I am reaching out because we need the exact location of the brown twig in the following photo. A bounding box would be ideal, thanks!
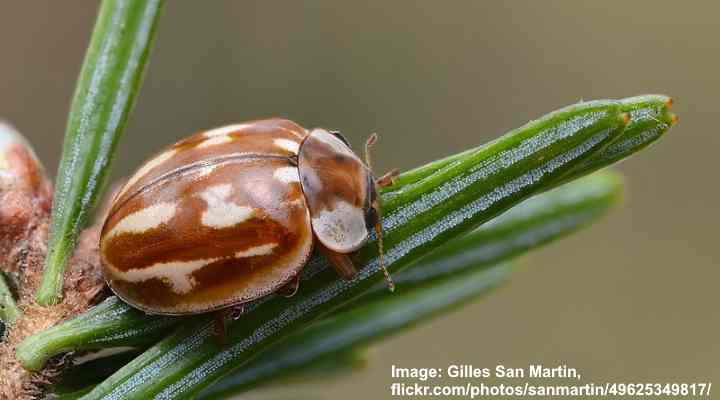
[0,123,106,399]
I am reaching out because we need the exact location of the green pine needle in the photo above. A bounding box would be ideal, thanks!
[36,0,164,306]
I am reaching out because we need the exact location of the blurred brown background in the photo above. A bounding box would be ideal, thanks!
[1,1,716,398]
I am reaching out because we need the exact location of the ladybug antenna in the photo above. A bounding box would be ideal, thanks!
[365,133,395,292]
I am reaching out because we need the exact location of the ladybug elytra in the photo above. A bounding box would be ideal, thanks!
[99,118,394,315]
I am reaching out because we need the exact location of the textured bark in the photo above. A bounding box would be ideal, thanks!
[0,124,106,399]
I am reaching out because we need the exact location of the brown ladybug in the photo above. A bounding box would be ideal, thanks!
[99,119,396,316]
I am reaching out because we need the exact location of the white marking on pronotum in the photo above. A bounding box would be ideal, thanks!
[273,166,300,183]
[197,135,233,148]
[310,128,356,158]
[204,124,250,138]
[122,258,219,294]
[235,243,277,258]
[274,138,300,154]
[312,200,368,252]
[107,202,177,238]
[117,149,178,198]
[199,184,254,228]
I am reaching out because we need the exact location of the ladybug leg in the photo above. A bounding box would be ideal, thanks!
[229,303,245,320]
[276,275,301,297]
[213,304,245,345]
[376,168,400,188]
[319,244,358,280]
[213,310,227,345]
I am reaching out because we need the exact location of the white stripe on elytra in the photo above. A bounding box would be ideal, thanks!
[114,242,278,294]
[273,138,299,154]
[107,202,177,238]
[273,167,300,183]
[273,166,300,183]
[235,243,277,258]
[126,258,217,294]
[117,149,178,198]
[204,124,250,138]
[277,125,306,138]
[199,183,254,228]
[195,163,218,179]
[197,135,233,148]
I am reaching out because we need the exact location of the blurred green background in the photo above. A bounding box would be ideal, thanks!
[1,1,716,398]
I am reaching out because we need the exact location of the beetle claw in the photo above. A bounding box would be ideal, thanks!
[277,276,300,298]
[320,244,358,280]
[214,311,227,345]
[376,168,400,188]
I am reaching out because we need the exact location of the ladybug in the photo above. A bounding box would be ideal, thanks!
[99,119,396,316]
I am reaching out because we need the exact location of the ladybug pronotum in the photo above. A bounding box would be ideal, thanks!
[100,119,395,316]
